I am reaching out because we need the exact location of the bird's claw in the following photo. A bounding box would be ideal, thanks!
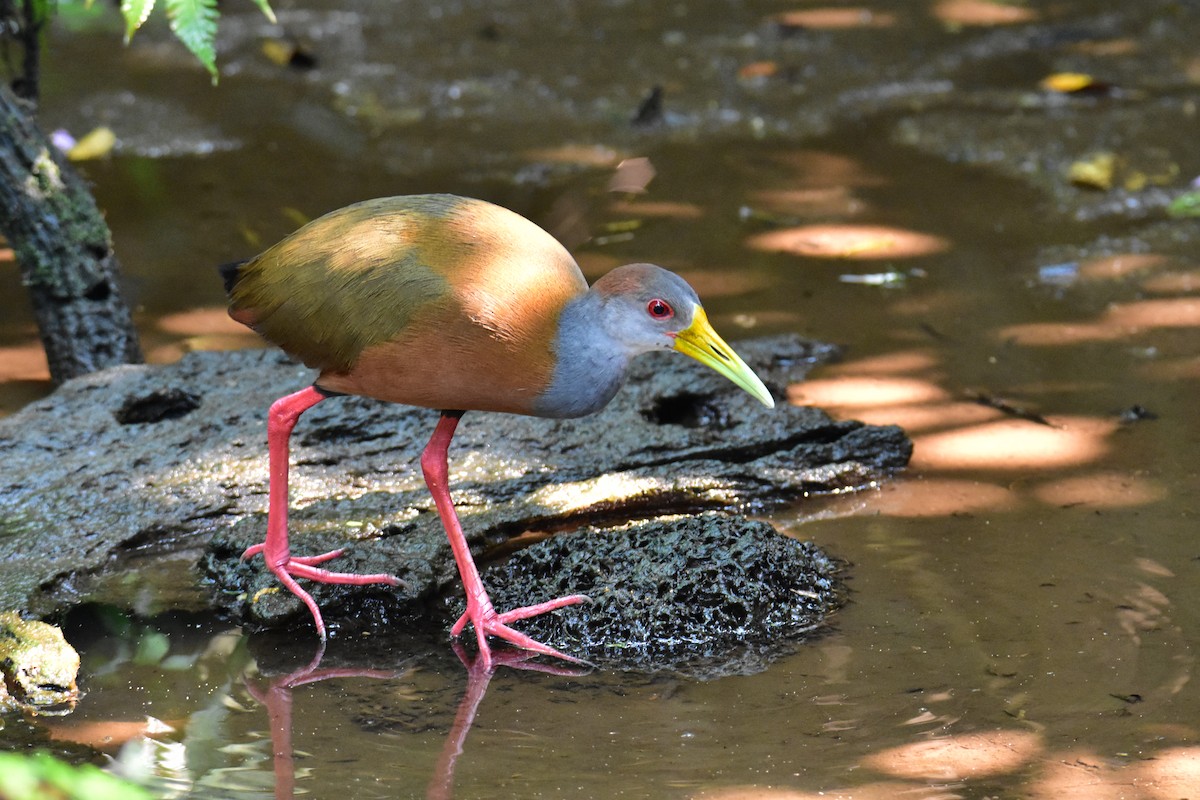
[453,593,590,668]
[242,545,404,639]
[241,544,359,567]
[244,545,402,587]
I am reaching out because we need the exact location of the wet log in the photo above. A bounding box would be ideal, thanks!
[0,336,911,629]
[0,84,142,383]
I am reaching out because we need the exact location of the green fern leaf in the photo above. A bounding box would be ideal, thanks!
[120,0,157,42]
[164,0,219,81]
[249,0,277,25]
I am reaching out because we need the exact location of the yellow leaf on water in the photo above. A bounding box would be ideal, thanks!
[260,38,317,69]
[66,127,116,161]
[1068,151,1116,190]
[1039,72,1097,93]
[260,39,293,66]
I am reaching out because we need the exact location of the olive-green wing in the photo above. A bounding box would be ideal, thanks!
[227,196,458,372]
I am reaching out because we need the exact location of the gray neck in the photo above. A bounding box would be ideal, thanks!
[533,292,631,419]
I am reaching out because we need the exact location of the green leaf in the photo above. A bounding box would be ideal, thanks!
[27,0,54,25]
[133,630,171,665]
[164,0,219,82]
[57,0,120,34]
[249,0,277,25]
[120,0,156,42]
[1167,189,1200,219]
[0,752,153,800]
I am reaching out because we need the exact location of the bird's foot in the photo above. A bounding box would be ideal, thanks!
[241,544,403,640]
[452,593,590,668]
[242,543,402,586]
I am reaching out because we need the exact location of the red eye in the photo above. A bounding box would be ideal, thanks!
[647,298,674,319]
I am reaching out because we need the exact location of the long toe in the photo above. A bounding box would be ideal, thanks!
[456,594,588,665]
[286,560,403,587]
[480,618,585,665]
[255,554,403,640]
[494,594,589,625]
[287,548,349,567]
[450,594,587,636]
[265,564,329,640]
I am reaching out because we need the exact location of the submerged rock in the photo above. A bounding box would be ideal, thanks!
[481,513,844,677]
[0,335,910,638]
[0,613,80,714]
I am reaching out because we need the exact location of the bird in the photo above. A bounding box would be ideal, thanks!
[223,193,774,667]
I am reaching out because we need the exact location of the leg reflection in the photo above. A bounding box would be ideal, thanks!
[243,641,401,800]
[427,643,591,800]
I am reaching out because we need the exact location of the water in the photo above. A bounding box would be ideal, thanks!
[5,1,1200,797]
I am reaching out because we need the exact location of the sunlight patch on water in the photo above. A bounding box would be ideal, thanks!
[933,0,1039,26]
[791,370,1119,472]
[143,306,269,363]
[1030,471,1167,508]
[609,199,707,220]
[1001,298,1200,346]
[770,8,898,31]
[745,186,867,219]
[862,729,1042,781]
[1078,253,1171,281]
[46,719,178,752]
[1140,270,1200,294]
[746,224,950,261]
[789,375,949,409]
[0,341,50,383]
[851,477,1018,517]
[520,144,626,167]
[911,416,1117,471]
[692,780,962,799]
[1028,746,1200,799]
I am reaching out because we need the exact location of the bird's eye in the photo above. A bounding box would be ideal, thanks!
[646,298,674,320]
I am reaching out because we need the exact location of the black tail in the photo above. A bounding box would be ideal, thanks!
[218,260,247,295]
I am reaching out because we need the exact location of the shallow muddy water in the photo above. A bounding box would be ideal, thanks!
[4,1,1200,798]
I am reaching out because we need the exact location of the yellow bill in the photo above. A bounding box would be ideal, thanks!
[673,306,775,408]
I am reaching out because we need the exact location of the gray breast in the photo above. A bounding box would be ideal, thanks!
[532,295,631,419]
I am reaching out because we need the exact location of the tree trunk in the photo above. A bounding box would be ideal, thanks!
[0,84,142,383]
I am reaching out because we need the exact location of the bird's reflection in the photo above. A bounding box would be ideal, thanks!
[244,640,589,800]
[243,641,399,800]
[428,643,590,800]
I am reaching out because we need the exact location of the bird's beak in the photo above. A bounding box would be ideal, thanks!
[673,306,775,409]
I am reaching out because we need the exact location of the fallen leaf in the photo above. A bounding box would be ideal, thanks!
[66,127,116,161]
[1068,151,1117,190]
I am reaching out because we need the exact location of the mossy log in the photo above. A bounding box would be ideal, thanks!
[0,84,141,383]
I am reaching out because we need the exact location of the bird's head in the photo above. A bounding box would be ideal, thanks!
[591,263,775,409]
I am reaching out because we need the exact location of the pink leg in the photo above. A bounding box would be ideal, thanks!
[242,386,401,639]
[421,412,588,668]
